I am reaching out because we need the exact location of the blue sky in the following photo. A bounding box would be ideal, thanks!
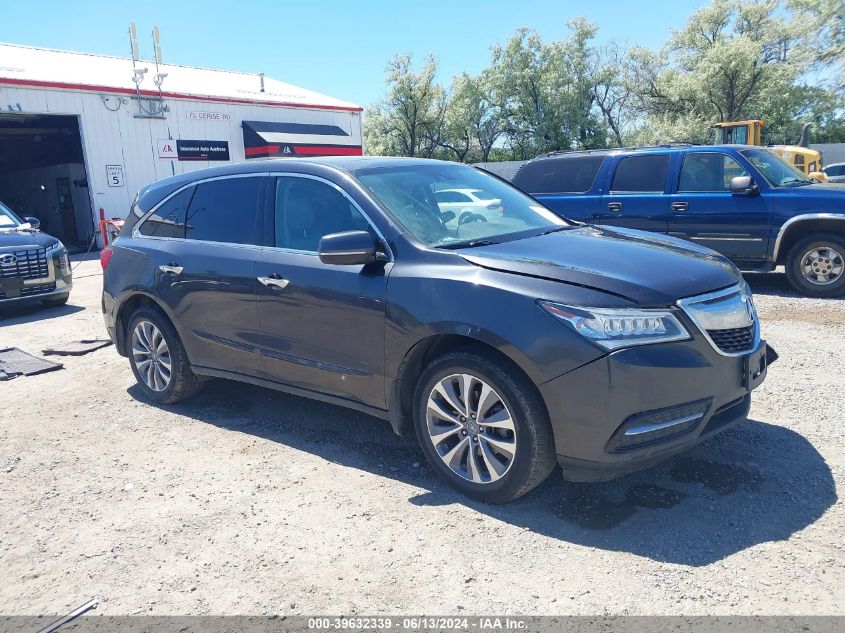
[2,0,709,107]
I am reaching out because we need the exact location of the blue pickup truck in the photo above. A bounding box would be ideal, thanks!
[512,144,845,297]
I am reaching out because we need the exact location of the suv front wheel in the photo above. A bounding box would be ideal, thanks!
[785,233,845,297]
[127,306,204,404]
[414,351,557,503]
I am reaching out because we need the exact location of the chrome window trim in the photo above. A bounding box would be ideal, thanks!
[771,213,845,261]
[131,171,393,262]
[677,284,760,358]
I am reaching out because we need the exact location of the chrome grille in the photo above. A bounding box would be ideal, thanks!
[677,284,759,357]
[0,248,48,280]
[707,326,755,354]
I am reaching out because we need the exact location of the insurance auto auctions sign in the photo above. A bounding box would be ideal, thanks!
[158,139,230,161]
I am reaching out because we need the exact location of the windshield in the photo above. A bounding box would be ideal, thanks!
[355,163,567,248]
[0,201,24,229]
[741,149,812,186]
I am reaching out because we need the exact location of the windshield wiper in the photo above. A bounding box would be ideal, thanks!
[540,226,577,235]
[436,239,498,250]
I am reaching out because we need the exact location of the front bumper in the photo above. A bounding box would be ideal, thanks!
[540,336,775,482]
[0,248,72,304]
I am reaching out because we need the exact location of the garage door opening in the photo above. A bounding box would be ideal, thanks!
[0,113,95,250]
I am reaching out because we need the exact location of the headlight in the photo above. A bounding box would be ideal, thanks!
[539,301,690,350]
[47,241,71,275]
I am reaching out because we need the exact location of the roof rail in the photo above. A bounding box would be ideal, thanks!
[540,142,700,158]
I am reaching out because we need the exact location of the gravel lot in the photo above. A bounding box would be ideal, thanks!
[0,257,842,616]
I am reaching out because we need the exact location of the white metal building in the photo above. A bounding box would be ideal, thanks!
[0,43,362,249]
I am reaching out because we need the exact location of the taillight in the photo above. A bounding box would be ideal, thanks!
[100,246,114,270]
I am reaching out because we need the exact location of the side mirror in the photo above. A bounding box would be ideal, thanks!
[730,176,759,196]
[318,230,379,266]
[23,216,41,230]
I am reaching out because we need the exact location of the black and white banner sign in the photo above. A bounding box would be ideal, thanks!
[158,139,230,161]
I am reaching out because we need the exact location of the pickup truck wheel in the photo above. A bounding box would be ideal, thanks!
[413,351,557,503]
[785,234,845,297]
[127,306,204,404]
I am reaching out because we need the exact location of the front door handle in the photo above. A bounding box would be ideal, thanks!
[258,275,290,290]
[158,263,183,275]
[672,201,689,212]
[607,202,623,212]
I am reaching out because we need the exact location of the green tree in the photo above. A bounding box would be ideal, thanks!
[630,0,805,139]
[440,73,508,163]
[790,0,845,90]
[363,53,447,158]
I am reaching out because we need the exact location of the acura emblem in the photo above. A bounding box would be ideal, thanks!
[0,254,17,265]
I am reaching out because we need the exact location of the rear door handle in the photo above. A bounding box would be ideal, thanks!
[607,202,622,212]
[672,202,689,212]
[258,274,290,290]
[158,264,183,275]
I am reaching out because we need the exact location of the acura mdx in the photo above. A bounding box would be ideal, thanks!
[102,157,775,502]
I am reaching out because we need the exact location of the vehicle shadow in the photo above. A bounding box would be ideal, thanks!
[128,379,836,567]
[0,302,85,325]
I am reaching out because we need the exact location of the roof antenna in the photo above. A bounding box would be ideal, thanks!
[259,72,265,93]
[129,22,140,62]
[152,25,167,95]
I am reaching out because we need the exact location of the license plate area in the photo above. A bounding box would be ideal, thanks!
[0,278,22,298]
[743,343,768,391]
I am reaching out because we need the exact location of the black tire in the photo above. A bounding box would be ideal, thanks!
[785,233,845,298]
[127,306,204,404]
[413,350,557,503]
[41,293,70,307]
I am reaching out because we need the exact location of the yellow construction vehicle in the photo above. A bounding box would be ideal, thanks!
[713,120,827,181]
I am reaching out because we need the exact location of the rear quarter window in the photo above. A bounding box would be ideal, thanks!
[513,155,604,194]
[610,155,670,193]
[138,187,193,238]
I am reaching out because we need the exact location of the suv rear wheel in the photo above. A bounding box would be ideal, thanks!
[414,351,556,503]
[127,306,204,404]
[785,233,845,297]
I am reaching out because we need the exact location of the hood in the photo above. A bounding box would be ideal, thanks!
[458,225,741,306]
[0,230,60,249]
[788,182,845,195]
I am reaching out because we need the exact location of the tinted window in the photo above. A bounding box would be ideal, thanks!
[514,155,604,194]
[185,177,262,245]
[275,177,370,252]
[610,155,670,192]
[139,187,192,238]
[828,165,844,176]
[678,154,749,192]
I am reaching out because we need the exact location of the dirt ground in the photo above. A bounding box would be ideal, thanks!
[0,256,842,616]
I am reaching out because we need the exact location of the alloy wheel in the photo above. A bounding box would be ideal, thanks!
[801,246,844,285]
[425,373,517,484]
[132,320,172,392]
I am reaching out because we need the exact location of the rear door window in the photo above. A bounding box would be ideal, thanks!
[138,187,193,238]
[610,155,670,192]
[513,155,604,194]
[184,177,263,245]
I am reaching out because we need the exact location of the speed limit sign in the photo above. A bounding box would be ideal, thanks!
[106,164,124,187]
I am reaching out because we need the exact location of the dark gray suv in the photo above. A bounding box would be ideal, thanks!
[102,157,775,503]
[0,201,72,307]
